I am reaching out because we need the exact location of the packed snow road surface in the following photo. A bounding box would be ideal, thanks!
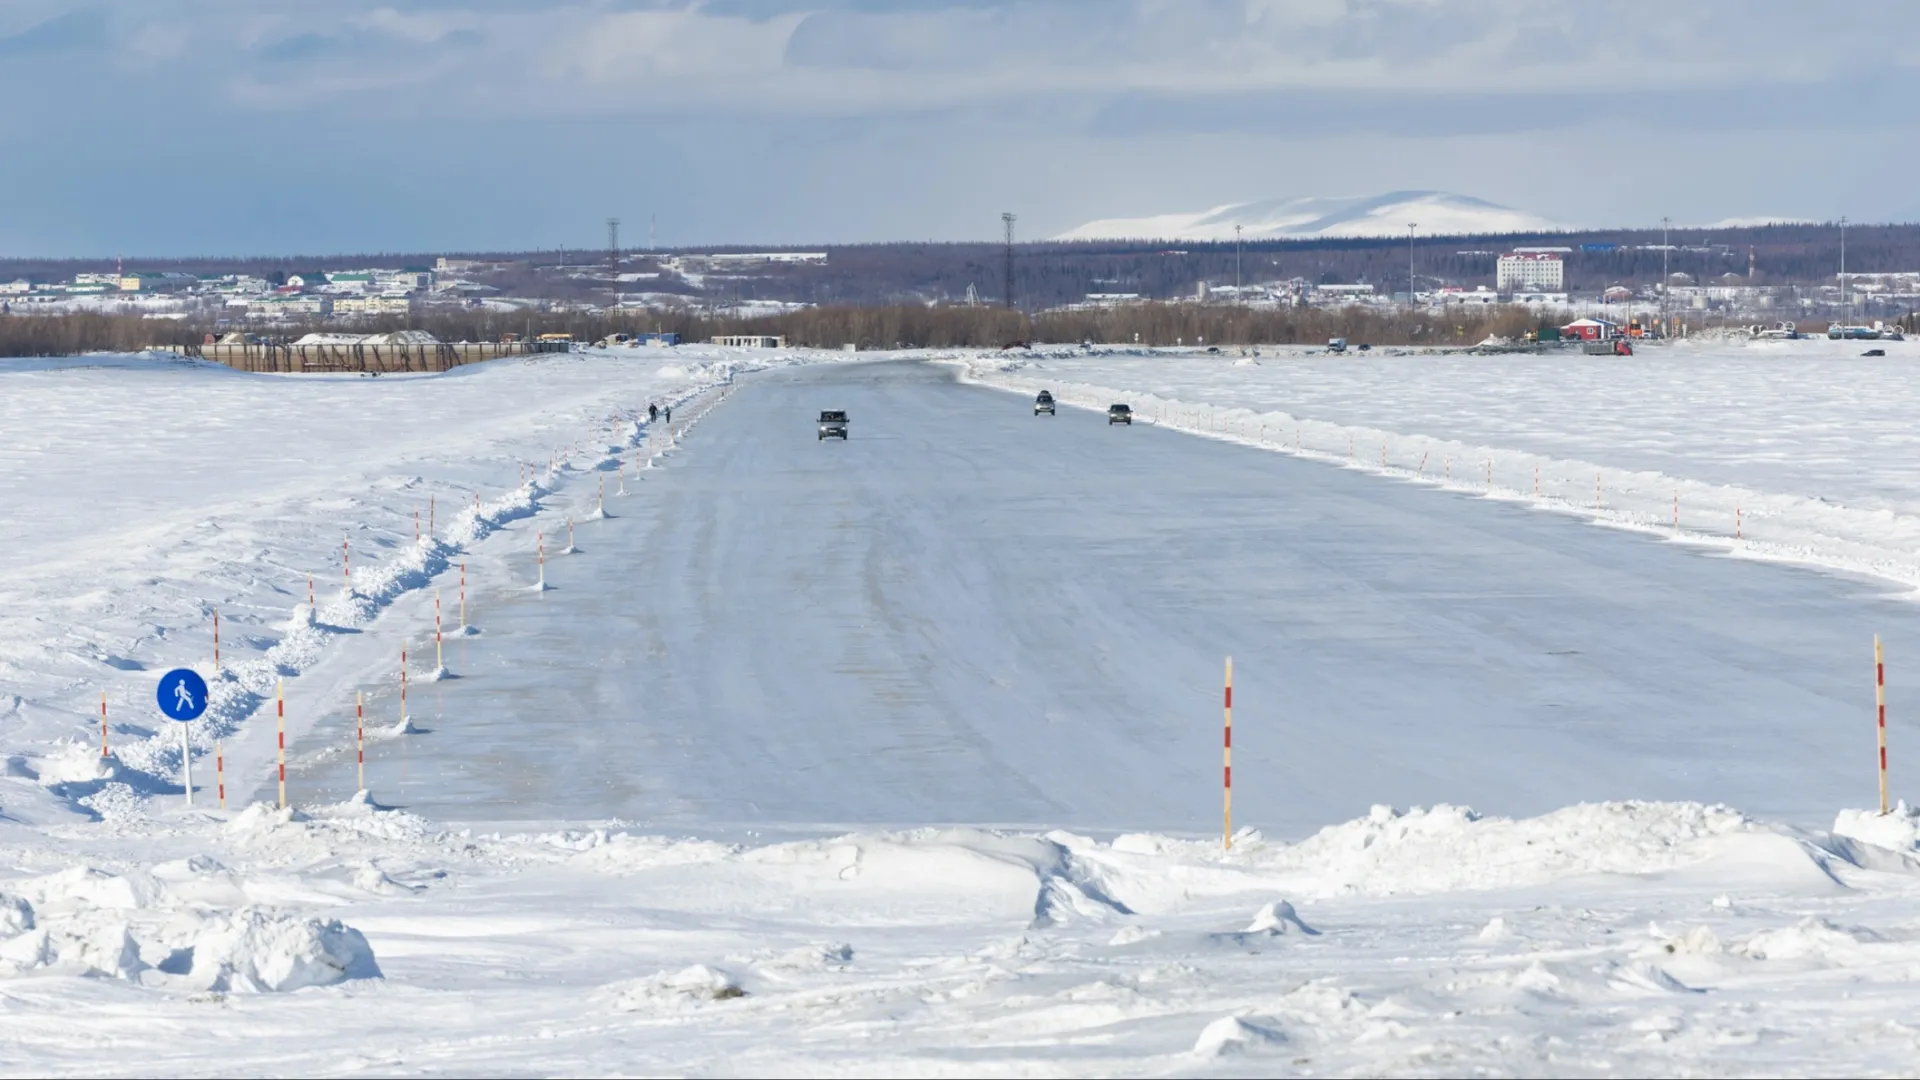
[305,360,1905,833]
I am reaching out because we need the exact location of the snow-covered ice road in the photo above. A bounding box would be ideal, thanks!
[299,359,1911,834]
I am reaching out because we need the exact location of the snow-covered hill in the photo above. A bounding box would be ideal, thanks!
[1055,190,1565,241]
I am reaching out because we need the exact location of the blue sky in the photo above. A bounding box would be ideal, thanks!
[1,0,1916,255]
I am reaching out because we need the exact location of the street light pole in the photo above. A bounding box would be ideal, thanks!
[1234,223,1242,296]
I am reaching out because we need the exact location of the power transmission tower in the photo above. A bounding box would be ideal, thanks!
[1002,212,1017,309]
[964,282,979,307]
[607,218,621,307]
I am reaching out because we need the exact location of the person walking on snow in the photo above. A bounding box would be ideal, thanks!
[648,403,659,422]
[664,406,672,423]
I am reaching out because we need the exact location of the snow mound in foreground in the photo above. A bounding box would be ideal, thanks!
[610,964,745,1010]
[188,908,381,993]
[1094,801,1820,909]
[1832,802,1920,852]
[1273,801,1764,896]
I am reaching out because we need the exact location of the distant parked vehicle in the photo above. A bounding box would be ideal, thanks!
[1034,391,1056,416]
[1107,404,1133,425]
[1583,339,1634,356]
[817,410,849,440]
[1327,337,1348,353]
[1865,348,1887,357]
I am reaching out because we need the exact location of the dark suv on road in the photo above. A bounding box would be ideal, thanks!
[1034,391,1056,416]
[1107,404,1132,425]
[818,410,849,440]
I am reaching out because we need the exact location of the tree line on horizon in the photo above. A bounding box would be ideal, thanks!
[3,303,1590,358]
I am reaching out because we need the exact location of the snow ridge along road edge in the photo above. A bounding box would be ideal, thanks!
[949,353,1920,594]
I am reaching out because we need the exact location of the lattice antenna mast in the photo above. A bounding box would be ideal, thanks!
[607,218,621,306]
[1002,212,1017,309]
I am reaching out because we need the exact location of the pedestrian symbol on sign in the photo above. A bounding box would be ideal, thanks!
[156,668,210,723]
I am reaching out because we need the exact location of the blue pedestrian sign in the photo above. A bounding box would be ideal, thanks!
[157,669,209,723]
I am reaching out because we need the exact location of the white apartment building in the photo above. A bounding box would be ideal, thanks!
[1496,252,1564,292]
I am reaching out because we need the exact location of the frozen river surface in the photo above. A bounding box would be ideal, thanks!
[299,360,1912,834]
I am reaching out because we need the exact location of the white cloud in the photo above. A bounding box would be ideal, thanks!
[1,1,1918,252]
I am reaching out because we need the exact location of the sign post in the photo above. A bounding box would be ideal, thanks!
[156,668,209,806]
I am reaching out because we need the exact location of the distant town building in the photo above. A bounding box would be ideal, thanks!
[1560,317,1617,341]
[248,296,333,318]
[1434,286,1500,306]
[332,296,413,316]
[1496,252,1564,292]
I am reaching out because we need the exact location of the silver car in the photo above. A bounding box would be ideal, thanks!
[818,410,849,440]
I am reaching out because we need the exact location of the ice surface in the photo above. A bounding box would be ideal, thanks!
[291,360,1920,834]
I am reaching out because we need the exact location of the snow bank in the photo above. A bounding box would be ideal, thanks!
[1089,801,1787,907]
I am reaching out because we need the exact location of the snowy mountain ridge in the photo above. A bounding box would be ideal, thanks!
[1055,190,1566,242]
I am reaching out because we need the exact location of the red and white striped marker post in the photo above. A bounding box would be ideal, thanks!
[568,518,575,552]
[1673,490,1679,532]
[1877,635,1889,815]
[276,679,287,809]
[99,692,108,758]
[344,537,351,591]
[1534,464,1540,497]
[1223,656,1234,851]
[429,495,436,540]
[435,590,444,671]
[537,532,546,589]
[216,741,225,810]
[356,690,366,793]
[1594,471,1601,511]
[308,574,315,610]
[400,644,409,722]
[212,610,220,674]
[1418,452,1428,475]
[459,562,468,631]
[1737,507,1743,543]
[618,462,626,495]
[1485,457,1492,491]
[598,475,605,516]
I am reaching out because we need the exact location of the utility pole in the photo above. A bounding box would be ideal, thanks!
[1002,212,1017,309]
[1407,223,1417,309]
[607,218,621,308]
[1234,223,1243,296]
